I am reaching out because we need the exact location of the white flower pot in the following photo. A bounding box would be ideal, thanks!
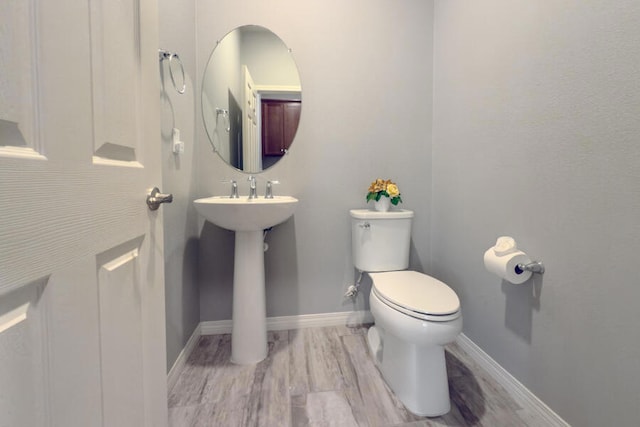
[374,197,391,212]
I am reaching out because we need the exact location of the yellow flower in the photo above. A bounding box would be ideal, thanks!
[368,178,386,193]
[387,183,399,197]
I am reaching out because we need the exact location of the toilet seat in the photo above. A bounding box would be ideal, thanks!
[370,271,461,322]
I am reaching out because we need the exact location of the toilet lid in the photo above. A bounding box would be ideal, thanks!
[370,271,460,319]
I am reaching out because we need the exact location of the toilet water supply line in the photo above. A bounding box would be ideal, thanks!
[345,271,364,298]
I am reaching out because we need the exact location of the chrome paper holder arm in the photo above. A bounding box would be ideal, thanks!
[516,260,545,275]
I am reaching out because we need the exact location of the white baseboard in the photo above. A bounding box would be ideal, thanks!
[167,323,201,392]
[200,310,374,335]
[456,334,570,427]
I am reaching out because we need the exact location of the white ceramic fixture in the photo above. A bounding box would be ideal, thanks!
[350,208,462,417]
[194,196,298,364]
[193,196,298,231]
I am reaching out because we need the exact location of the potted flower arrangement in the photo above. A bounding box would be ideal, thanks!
[366,178,402,211]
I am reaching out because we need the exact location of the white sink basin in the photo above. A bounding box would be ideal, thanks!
[193,194,298,364]
[194,196,298,231]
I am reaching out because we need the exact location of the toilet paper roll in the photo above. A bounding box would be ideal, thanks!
[483,249,532,284]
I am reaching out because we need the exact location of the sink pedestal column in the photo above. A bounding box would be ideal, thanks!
[231,230,267,364]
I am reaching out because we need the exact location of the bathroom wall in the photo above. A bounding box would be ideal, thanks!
[195,0,434,320]
[159,0,200,371]
[432,1,640,425]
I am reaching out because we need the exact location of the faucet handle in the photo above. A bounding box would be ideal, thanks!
[221,179,239,198]
[265,180,280,199]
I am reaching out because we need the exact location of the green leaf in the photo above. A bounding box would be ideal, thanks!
[391,195,403,205]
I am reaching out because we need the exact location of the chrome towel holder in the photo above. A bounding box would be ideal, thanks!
[216,108,230,133]
[158,49,186,94]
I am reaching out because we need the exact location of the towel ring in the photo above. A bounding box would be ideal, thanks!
[216,108,230,133]
[159,49,186,94]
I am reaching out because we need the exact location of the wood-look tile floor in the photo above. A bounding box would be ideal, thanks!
[168,325,540,427]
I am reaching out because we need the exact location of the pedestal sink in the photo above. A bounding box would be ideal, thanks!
[193,196,298,364]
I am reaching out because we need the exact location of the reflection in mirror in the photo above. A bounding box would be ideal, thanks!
[202,25,302,173]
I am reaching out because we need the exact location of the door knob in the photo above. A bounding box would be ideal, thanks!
[147,187,173,210]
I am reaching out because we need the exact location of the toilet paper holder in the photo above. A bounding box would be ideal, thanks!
[515,261,545,275]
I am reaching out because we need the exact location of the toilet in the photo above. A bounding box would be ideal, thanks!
[351,208,462,417]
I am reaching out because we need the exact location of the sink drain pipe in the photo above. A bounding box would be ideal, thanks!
[263,228,272,252]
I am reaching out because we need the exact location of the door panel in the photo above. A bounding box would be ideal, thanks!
[0,1,167,426]
[0,280,48,427]
[90,0,142,163]
[98,243,145,427]
[0,0,38,151]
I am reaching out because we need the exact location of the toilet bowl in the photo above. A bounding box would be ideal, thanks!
[350,209,462,417]
[367,271,462,416]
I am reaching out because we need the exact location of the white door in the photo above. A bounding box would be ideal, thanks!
[0,1,167,426]
[242,65,261,171]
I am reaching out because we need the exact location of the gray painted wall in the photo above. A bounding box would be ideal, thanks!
[159,0,200,371]
[432,1,640,425]
[195,0,434,321]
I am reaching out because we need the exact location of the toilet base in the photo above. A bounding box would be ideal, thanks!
[368,290,462,417]
[367,325,452,417]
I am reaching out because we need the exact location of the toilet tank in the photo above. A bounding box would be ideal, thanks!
[350,209,414,272]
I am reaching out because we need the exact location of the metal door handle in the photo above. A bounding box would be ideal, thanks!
[147,187,173,210]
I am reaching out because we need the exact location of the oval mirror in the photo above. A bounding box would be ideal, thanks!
[202,25,302,173]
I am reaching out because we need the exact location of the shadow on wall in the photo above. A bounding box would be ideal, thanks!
[409,239,426,273]
[264,218,299,317]
[501,275,543,344]
[199,222,235,320]
[182,237,200,329]
[159,70,182,170]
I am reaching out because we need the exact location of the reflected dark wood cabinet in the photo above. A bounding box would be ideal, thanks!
[261,100,301,156]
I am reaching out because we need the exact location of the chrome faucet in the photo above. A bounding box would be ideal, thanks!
[248,175,257,199]
[265,180,279,199]
[221,179,239,198]
[229,180,238,198]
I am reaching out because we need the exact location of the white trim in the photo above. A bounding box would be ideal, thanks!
[255,84,301,93]
[200,310,374,335]
[0,302,29,335]
[456,334,570,427]
[92,156,143,168]
[199,319,232,335]
[0,146,47,160]
[167,323,201,392]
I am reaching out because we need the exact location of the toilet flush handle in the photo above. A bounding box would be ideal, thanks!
[359,222,370,229]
